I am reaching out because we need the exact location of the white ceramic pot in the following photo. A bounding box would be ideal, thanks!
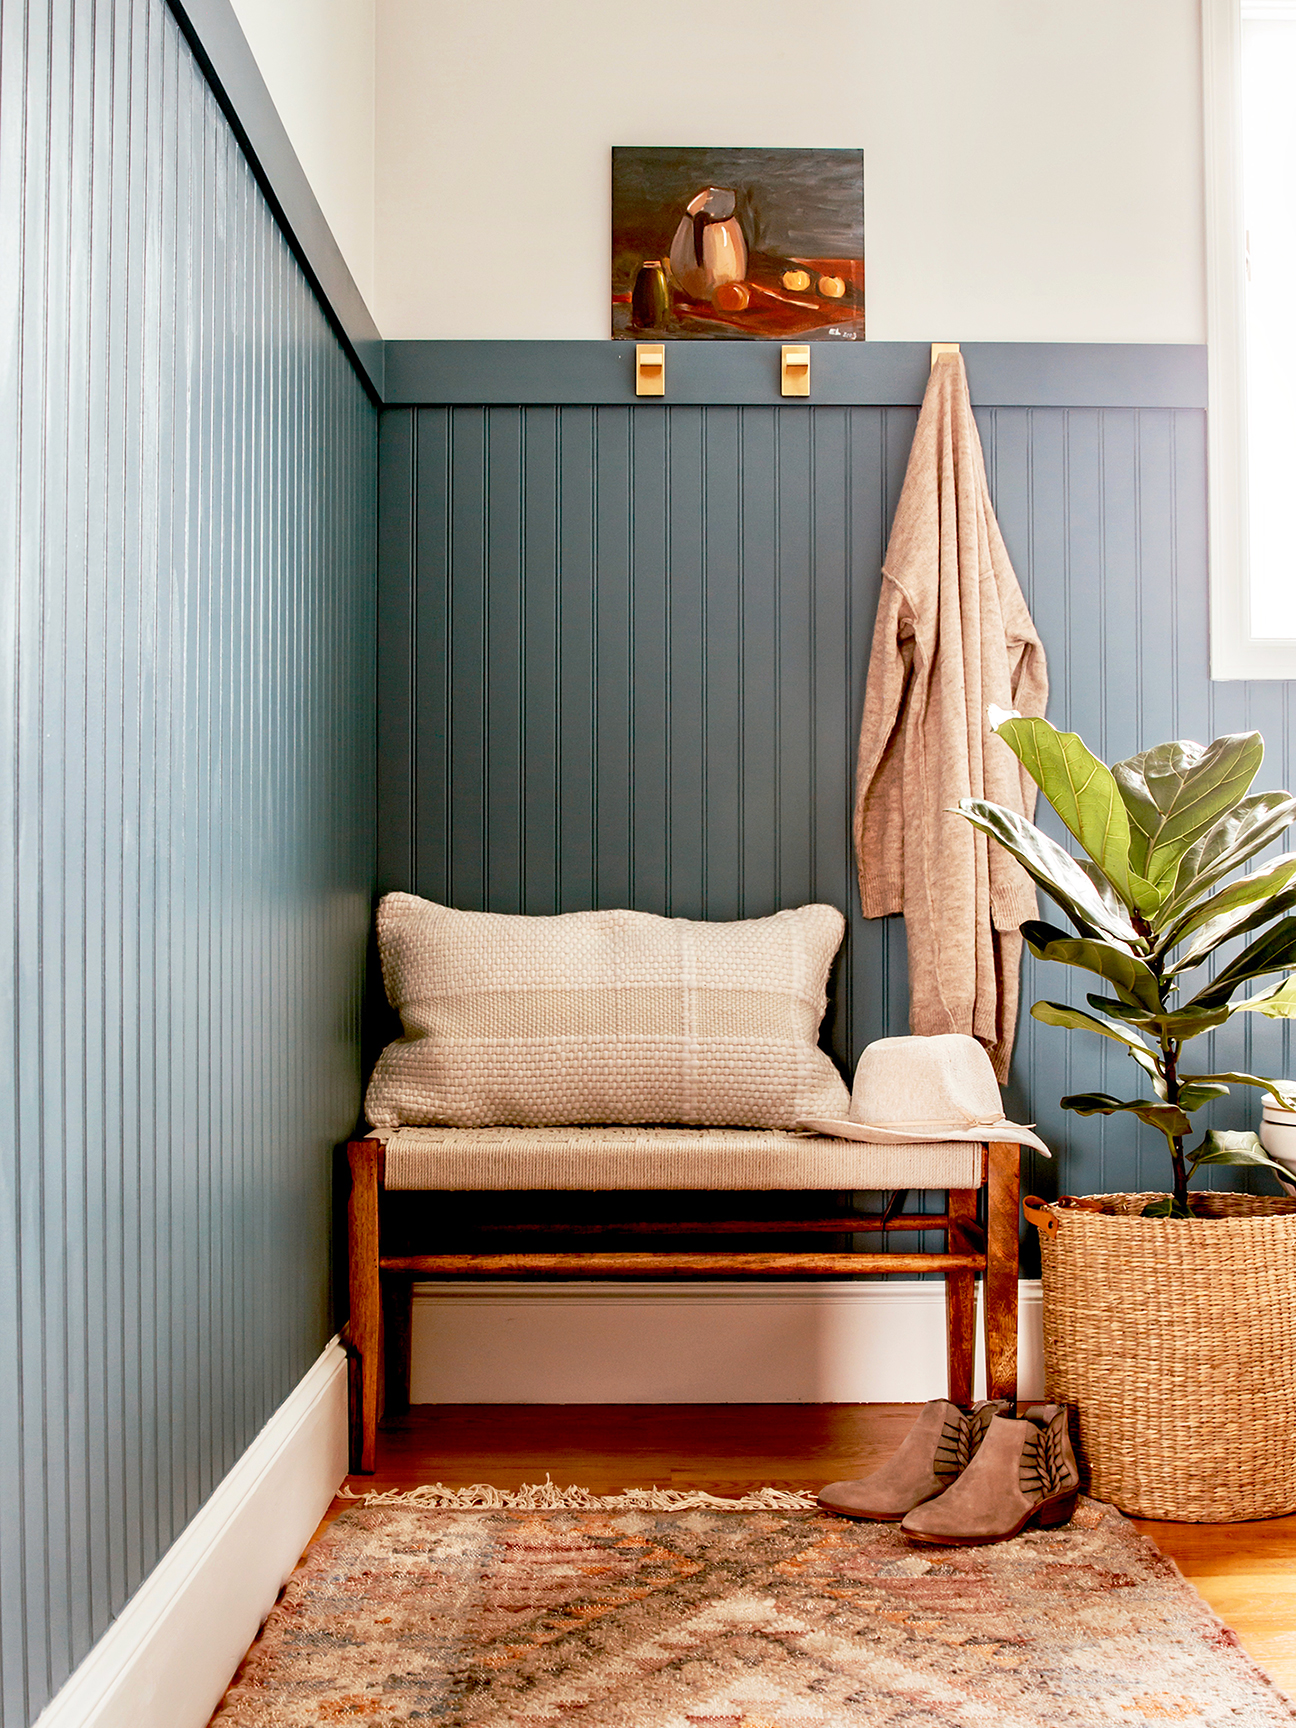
[1259,1100,1296,1196]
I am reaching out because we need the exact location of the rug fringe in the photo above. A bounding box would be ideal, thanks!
[337,1476,819,1511]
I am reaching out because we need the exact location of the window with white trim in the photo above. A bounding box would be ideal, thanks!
[1204,0,1296,677]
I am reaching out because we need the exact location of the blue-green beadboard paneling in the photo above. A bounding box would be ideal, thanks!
[377,401,1293,1213]
[0,0,377,1720]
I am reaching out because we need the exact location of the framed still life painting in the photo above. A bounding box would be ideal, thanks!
[612,146,865,341]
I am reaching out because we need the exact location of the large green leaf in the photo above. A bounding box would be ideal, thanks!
[1183,1070,1296,1110]
[1079,991,1230,1043]
[1165,874,1296,975]
[1143,1005,1234,1039]
[1033,1000,1154,1047]
[1111,733,1263,889]
[1030,1000,1162,1083]
[1121,977,1296,1038]
[1021,920,1163,1011]
[1175,1081,1232,1111]
[958,800,1141,945]
[1085,992,1156,1024]
[1160,792,1296,923]
[1061,1092,1193,1136]
[1159,852,1296,956]
[993,716,1160,912]
[1232,977,1296,1019]
[1182,915,1296,1010]
[1188,1129,1296,1182]
[1170,887,1296,977]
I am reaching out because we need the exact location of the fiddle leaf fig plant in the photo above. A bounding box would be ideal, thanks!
[959,715,1296,1217]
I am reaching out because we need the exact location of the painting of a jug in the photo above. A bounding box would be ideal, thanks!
[612,146,865,341]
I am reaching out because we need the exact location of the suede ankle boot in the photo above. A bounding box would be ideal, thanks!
[817,1398,1010,1521]
[899,1404,1080,1546]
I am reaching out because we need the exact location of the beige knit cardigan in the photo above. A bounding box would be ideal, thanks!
[854,353,1048,1080]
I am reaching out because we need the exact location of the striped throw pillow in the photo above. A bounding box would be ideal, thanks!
[364,895,850,1131]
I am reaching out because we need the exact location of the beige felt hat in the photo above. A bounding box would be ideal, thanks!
[799,1033,1051,1155]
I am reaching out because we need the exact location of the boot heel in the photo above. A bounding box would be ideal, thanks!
[1034,1490,1078,1530]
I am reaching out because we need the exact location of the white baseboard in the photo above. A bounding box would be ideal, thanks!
[36,1338,349,1728]
[410,1280,1045,1404]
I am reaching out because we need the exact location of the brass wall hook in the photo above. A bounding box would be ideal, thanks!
[635,344,665,396]
[781,345,811,396]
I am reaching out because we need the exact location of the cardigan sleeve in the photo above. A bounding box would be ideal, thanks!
[853,575,916,918]
[987,615,1050,934]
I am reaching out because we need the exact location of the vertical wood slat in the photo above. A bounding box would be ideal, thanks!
[983,1141,1022,1400]
[0,0,377,1720]
[378,392,1294,1216]
[945,1188,979,1408]
[346,1142,384,1475]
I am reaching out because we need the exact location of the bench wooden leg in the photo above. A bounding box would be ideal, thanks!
[945,1188,977,1407]
[347,1139,383,1473]
[984,1140,1020,1402]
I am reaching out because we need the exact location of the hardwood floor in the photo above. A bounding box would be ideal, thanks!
[347,1401,918,1498]
[330,1402,1296,1696]
[1134,1511,1296,1694]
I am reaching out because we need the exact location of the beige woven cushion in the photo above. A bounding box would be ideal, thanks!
[375,1125,985,1192]
[365,895,851,1130]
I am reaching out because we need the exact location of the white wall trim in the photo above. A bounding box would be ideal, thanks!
[409,1279,1046,1406]
[35,1339,349,1728]
[1204,0,1255,678]
[1204,0,1296,677]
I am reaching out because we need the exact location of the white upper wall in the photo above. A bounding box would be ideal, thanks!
[229,0,1206,343]
[229,0,377,313]
[374,0,1206,342]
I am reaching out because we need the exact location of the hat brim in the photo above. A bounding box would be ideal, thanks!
[798,1116,1051,1157]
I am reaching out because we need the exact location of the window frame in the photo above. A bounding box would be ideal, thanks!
[1205,0,1296,678]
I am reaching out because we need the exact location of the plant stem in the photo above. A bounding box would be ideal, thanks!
[1162,1038,1189,1212]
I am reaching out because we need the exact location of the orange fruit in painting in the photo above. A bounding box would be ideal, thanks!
[818,275,846,298]
[782,269,811,293]
[713,280,751,311]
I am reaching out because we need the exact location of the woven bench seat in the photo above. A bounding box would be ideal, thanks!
[346,1128,1021,1472]
[372,1125,984,1193]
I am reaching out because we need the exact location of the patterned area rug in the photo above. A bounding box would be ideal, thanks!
[212,1491,1296,1726]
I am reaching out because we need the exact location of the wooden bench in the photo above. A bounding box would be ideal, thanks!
[345,1125,1021,1472]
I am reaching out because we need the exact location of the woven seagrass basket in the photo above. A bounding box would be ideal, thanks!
[1033,1191,1296,1522]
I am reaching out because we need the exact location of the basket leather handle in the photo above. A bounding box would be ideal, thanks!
[1023,1195,1058,1238]
[1025,1193,1109,1238]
